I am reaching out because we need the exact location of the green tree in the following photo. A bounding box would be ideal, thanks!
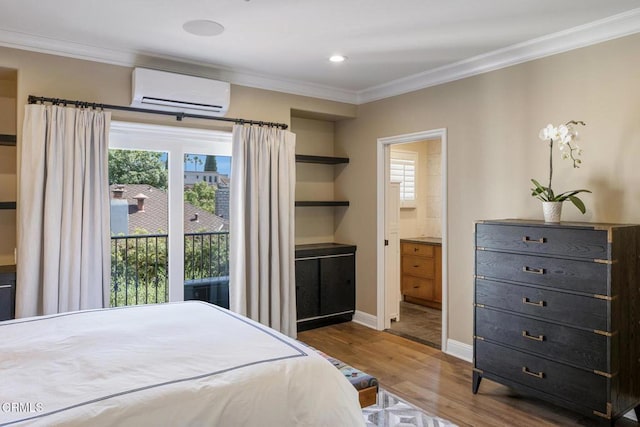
[184,154,203,171]
[204,155,218,172]
[109,149,168,190]
[184,181,216,214]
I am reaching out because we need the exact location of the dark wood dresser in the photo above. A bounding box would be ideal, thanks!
[473,219,640,424]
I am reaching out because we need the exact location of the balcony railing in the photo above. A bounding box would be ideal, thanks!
[110,231,229,308]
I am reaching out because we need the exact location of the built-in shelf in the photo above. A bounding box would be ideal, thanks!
[0,134,16,146]
[295,201,349,207]
[295,154,349,164]
[0,202,16,210]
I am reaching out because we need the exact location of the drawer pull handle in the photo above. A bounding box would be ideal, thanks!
[522,266,544,275]
[413,285,420,289]
[522,367,545,379]
[414,248,419,252]
[522,297,546,307]
[522,236,546,244]
[522,330,545,341]
[413,265,420,268]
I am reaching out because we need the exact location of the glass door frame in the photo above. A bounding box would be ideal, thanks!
[109,121,232,302]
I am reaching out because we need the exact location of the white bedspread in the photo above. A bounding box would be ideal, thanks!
[0,301,364,426]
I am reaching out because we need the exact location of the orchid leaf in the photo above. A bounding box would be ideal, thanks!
[568,195,586,214]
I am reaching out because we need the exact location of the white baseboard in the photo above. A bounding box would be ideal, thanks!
[352,310,378,329]
[444,339,473,363]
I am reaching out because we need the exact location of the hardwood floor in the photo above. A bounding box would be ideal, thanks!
[298,322,637,427]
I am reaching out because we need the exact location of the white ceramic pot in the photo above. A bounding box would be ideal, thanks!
[542,201,563,223]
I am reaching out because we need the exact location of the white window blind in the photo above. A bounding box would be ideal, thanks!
[390,150,417,208]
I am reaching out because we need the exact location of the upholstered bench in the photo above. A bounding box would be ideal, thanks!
[316,350,379,407]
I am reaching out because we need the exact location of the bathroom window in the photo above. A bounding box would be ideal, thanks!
[390,150,417,208]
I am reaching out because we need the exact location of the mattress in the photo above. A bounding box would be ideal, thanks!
[0,301,364,426]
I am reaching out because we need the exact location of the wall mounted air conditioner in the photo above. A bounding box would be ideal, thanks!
[131,68,230,117]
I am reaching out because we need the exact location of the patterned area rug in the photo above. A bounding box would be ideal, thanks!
[363,388,457,427]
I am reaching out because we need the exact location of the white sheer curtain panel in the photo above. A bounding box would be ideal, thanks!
[16,104,111,317]
[229,125,297,338]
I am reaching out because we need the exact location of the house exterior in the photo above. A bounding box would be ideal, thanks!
[109,184,228,235]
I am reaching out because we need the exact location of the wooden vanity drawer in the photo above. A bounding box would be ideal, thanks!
[475,339,608,413]
[475,307,609,371]
[476,250,607,295]
[401,243,435,257]
[475,279,609,331]
[401,276,435,300]
[402,255,435,278]
[476,223,608,259]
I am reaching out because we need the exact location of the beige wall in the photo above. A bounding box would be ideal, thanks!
[335,33,640,345]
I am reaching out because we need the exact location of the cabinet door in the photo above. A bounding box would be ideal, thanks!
[320,255,355,315]
[0,273,15,321]
[295,259,320,320]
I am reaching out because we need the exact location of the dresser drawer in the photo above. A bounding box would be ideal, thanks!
[402,276,435,300]
[475,279,609,331]
[475,307,609,371]
[476,223,608,259]
[401,243,435,257]
[402,255,435,278]
[476,250,607,295]
[475,339,608,413]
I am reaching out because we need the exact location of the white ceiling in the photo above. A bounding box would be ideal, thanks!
[1,0,639,104]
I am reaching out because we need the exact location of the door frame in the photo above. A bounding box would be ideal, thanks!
[376,128,448,351]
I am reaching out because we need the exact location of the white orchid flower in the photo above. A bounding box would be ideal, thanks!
[558,125,569,139]
[539,124,558,141]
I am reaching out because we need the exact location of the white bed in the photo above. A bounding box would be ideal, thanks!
[0,301,364,426]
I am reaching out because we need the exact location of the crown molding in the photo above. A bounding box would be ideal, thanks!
[1,7,640,106]
[357,7,640,104]
[0,29,359,104]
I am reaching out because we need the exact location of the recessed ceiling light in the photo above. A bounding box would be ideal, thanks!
[183,20,225,37]
[329,55,347,63]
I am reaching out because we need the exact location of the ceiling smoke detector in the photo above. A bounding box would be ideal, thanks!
[183,20,225,37]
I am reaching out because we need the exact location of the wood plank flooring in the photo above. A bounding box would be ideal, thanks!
[298,322,637,427]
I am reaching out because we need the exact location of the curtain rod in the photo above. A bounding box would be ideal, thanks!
[27,95,289,130]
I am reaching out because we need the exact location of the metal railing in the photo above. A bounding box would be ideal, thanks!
[110,231,229,307]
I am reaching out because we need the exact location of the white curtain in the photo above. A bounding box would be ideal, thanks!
[229,125,297,337]
[16,104,111,317]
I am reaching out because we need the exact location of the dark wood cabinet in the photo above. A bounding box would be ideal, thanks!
[295,243,356,331]
[473,219,640,424]
[0,270,16,321]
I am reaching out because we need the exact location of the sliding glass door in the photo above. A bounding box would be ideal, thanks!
[109,122,231,307]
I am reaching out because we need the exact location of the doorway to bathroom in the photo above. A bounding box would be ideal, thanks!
[376,129,447,351]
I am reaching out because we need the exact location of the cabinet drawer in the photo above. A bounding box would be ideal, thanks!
[475,307,609,371]
[402,256,435,278]
[476,250,607,295]
[476,223,608,259]
[475,279,609,331]
[402,276,434,300]
[401,243,435,258]
[475,339,607,413]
